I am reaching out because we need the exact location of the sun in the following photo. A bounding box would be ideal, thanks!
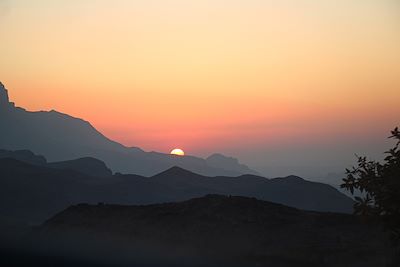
[170,148,185,156]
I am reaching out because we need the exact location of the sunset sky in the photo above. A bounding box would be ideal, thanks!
[1,0,399,177]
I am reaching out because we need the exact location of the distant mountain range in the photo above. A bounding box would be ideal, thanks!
[0,149,112,177]
[25,195,385,267]
[0,82,257,176]
[0,150,353,225]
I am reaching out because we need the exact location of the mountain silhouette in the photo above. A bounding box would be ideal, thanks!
[47,157,112,177]
[0,82,258,177]
[25,195,386,267]
[0,155,353,224]
[0,149,47,165]
[206,153,256,174]
[0,149,112,177]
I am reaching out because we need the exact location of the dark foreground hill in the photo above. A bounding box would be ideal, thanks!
[0,157,354,225]
[14,195,389,267]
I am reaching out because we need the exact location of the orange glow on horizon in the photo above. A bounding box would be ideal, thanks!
[0,1,399,157]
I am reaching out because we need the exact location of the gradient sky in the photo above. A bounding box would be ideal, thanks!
[1,0,399,178]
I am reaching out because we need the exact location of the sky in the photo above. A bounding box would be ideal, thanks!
[1,0,399,178]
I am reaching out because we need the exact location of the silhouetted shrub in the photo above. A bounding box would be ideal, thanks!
[342,127,400,243]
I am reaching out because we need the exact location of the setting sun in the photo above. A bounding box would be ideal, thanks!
[170,148,185,156]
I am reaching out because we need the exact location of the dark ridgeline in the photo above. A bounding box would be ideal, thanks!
[0,151,354,226]
[47,157,112,177]
[0,149,47,165]
[0,149,112,177]
[16,195,385,267]
[0,82,258,177]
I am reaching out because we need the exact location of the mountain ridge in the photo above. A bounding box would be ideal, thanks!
[0,154,354,224]
[0,82,258,177]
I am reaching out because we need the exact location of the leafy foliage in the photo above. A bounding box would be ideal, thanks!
[341,127,400,241]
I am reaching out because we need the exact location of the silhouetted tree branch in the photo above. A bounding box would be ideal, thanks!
[341,127,400,243]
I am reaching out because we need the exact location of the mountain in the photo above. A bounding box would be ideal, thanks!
[25,195,387,267]
[0,157,354,224]
[206,153,256,174]
[0,82,258,176]
[149,167,354,213]
[47,157,112,177]
[0,149,47,165]
[0,158,102,224]
[0,149,112,177]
